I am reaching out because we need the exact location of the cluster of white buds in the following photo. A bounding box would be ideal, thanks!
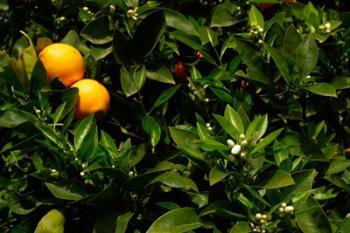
[227,134,248,158]
[50,169,59,177]
[278,202,294,214]
[127,7,139,20]
[250,213,268,232]
[206,122,213,131]
[249,22,264,36]
[319,22,331,33]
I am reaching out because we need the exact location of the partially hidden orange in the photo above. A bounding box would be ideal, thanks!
[71,79,110,120]
[39,43,84,87]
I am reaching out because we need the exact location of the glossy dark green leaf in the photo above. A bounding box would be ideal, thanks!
[74,115,94,151]
[296,35,319,78]
[34,123,64,149]
[81,16,113,44]
[224,105,244,136]
[336,218,350,233]
[251,128,283,155]
[259,170,295,189]
[30,59,47,92]
[53,102,67,126]
[213,113,235,138]
[326,159,350,175]
[60,87,78,119]
[304,83,337,97]
[282,170,317,203]
[132,10,166,57]
[248,5,264,28]
[265,44,291,84]
[229,222,251,233]
[146,65,175,84]
[0,109,28,128]
[164,9,196,35]
[210,88,233,103]
[209,166,229,186]
[150,171,198,192]
[120,65,146,97]
[34,209,65,233]
[283,26,302,56]
[169,127,205,163]
[152,85,180,109]
[246,115,268,143]
[113,31,132,67]
[332,76,350,90]
[211,2,239,27]
[61,30,81,48]
[146,208,203,233]
[45,181,86,201]
[115,212,134,233]
[295,197,332,233]
[142,116,161,148]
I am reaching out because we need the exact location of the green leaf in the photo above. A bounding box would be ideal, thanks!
[209,166,229,186]
[169,127,205,163]
[198,138,229,152]
[230,222,251,233]
[237,193,254,209]
[325,175,350,192]
[326,159,350,175]
[120,65,146,97]
[115,212,134,233]
[295,197,332,233]
[211,2,240,28]
[282,169,317,203]
[30,59,47,92]
[210,88,233,103]
[34,123,64,149]
[81,16,113,44]
[132,10,166,57]
[246,115,268,143]
[60,87,78,120]
[152,85,180,109]
[304,83,337,97]
[74,115,94,151]
[251,128,283,155]
[336,218,350,233]
[142,116,161,148]
[113,31,132,67]
[332,76,350,90]
[264,44,291,84]
[0,109,28,128]
[150,171,198,192]
[53,102,67,126]
[61,30,81,48]
[45,182,85,201]
[283,26,302,56]
[146,65,175,84]
[259,169,295,189]
[224,105,244,136]
[100,130,118,156]
[213,114,238,140]
[296,35,319,78]
[248,5,264,28]
[164,9,196,35]
[34,209,65,233]
[303,2,320,28]
[146,208,203,233]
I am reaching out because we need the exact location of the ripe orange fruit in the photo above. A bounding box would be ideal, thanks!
[39,43,84,87]
[71,79,110,119]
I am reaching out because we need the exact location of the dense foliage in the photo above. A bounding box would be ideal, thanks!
[1,0,350,232]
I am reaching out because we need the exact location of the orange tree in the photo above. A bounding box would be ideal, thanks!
[1,0,350,232]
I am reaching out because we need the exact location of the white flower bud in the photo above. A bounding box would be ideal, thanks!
[285,206,294,213]
[281,202,287,207]
[239,134,245,139]
[279,207,284,212]
[241,140,248,146]
[240,151,246,158]
[204,98,210,103]
[227,139,235,147]
[262,214,267,219]
[80,171,85,177]
[260,219,266,224]
[83,6,89,11]
[325,22,331,29]
[255,213,262,219]
[231,144,242,155]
